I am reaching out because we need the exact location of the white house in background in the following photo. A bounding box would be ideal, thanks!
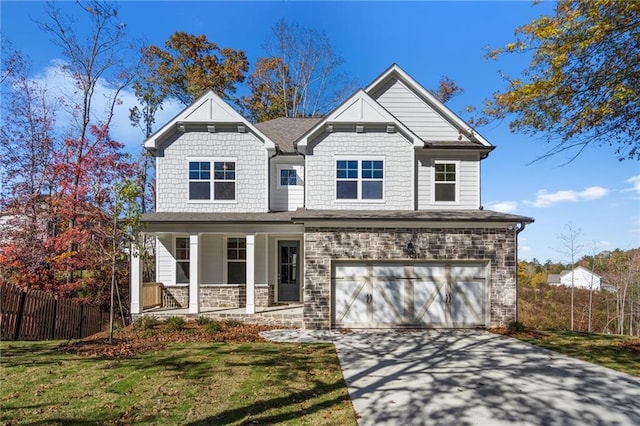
[130,64,534,329]
[549,266,609,291]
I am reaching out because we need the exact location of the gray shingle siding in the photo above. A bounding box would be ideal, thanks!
[305,130,414,210]
[156,131,267,213]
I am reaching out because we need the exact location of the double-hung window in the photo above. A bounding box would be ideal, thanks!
[336,158,384,200]
[189,161,210,200]
[434,162,457,202]
[227,237,246,284]
[175,237,190,284]
[279,169,297,186]
[188,158,236,201]
[213,161,236,200]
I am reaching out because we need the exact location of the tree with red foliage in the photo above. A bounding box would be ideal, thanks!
[0,2,139,312]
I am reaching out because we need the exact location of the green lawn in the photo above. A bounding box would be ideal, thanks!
[510,330,640,377]
[0,340,356,425]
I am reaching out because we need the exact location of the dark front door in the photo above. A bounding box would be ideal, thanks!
[278,241,300,302]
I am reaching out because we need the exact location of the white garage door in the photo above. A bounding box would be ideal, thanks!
[333,262,488,328]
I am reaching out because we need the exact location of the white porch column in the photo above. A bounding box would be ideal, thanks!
[130,242,143,314]
[189,234,200,314]
[246,234,255,314]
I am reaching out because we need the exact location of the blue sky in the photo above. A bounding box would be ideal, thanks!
[2,1,639,263]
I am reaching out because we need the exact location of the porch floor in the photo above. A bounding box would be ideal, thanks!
[138,303,304,328]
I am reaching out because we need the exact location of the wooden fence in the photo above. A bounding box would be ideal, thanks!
[0,283,109,340]
[142,282,162,310]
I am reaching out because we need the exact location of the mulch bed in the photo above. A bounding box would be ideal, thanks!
[487,327,549,339]
[614,340,640,353]
[58,322,281,358]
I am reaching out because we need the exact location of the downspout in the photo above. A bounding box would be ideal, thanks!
[267,146,280,212]
[514,221,528,324]
[294,144,306,208]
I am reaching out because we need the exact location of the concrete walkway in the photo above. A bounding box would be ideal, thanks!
[261,329,640,426]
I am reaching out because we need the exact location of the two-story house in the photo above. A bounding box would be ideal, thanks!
[130,64,533,329]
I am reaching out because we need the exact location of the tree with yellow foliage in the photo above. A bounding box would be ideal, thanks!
[482,0,640,161]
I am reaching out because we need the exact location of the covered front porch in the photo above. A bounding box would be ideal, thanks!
[130,212,304,322]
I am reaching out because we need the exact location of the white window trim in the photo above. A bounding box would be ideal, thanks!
[224,235,247,285]
[334,156,386,202]
[432,159,460,204]
[277,165,300,188]
[187,157,238,204]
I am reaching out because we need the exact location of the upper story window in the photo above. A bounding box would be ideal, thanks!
[188,158,236,201]
[213,161,236,200]
[188,162,210,200]
[279,169,298,186]
[336,158,384,200]
[434,162,457,202]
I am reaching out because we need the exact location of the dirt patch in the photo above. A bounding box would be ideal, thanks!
[58,322,281,358]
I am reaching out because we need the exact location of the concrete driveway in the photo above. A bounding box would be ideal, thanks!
[262,329,640,426]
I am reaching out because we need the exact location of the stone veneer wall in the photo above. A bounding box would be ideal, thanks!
[161,284,272,309]
[162,286,189,308]
[303,227,517,329]
[255,285,270,307]
[200,285,246,308]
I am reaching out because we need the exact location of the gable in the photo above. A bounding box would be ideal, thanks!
[333,92,393,122]
[370,77,469,143]
[296,89,422,151]
[184,95,239,122]
[366,64,492,147]
[144,91,275,150]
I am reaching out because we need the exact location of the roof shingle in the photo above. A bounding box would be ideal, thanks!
[255,117,323,153]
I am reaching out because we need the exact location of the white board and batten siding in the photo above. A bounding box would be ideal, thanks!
[416,150,480,210]
[370,77,470,143]
[270,157,305,212]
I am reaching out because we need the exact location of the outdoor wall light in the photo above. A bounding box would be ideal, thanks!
[407,241,417,258]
